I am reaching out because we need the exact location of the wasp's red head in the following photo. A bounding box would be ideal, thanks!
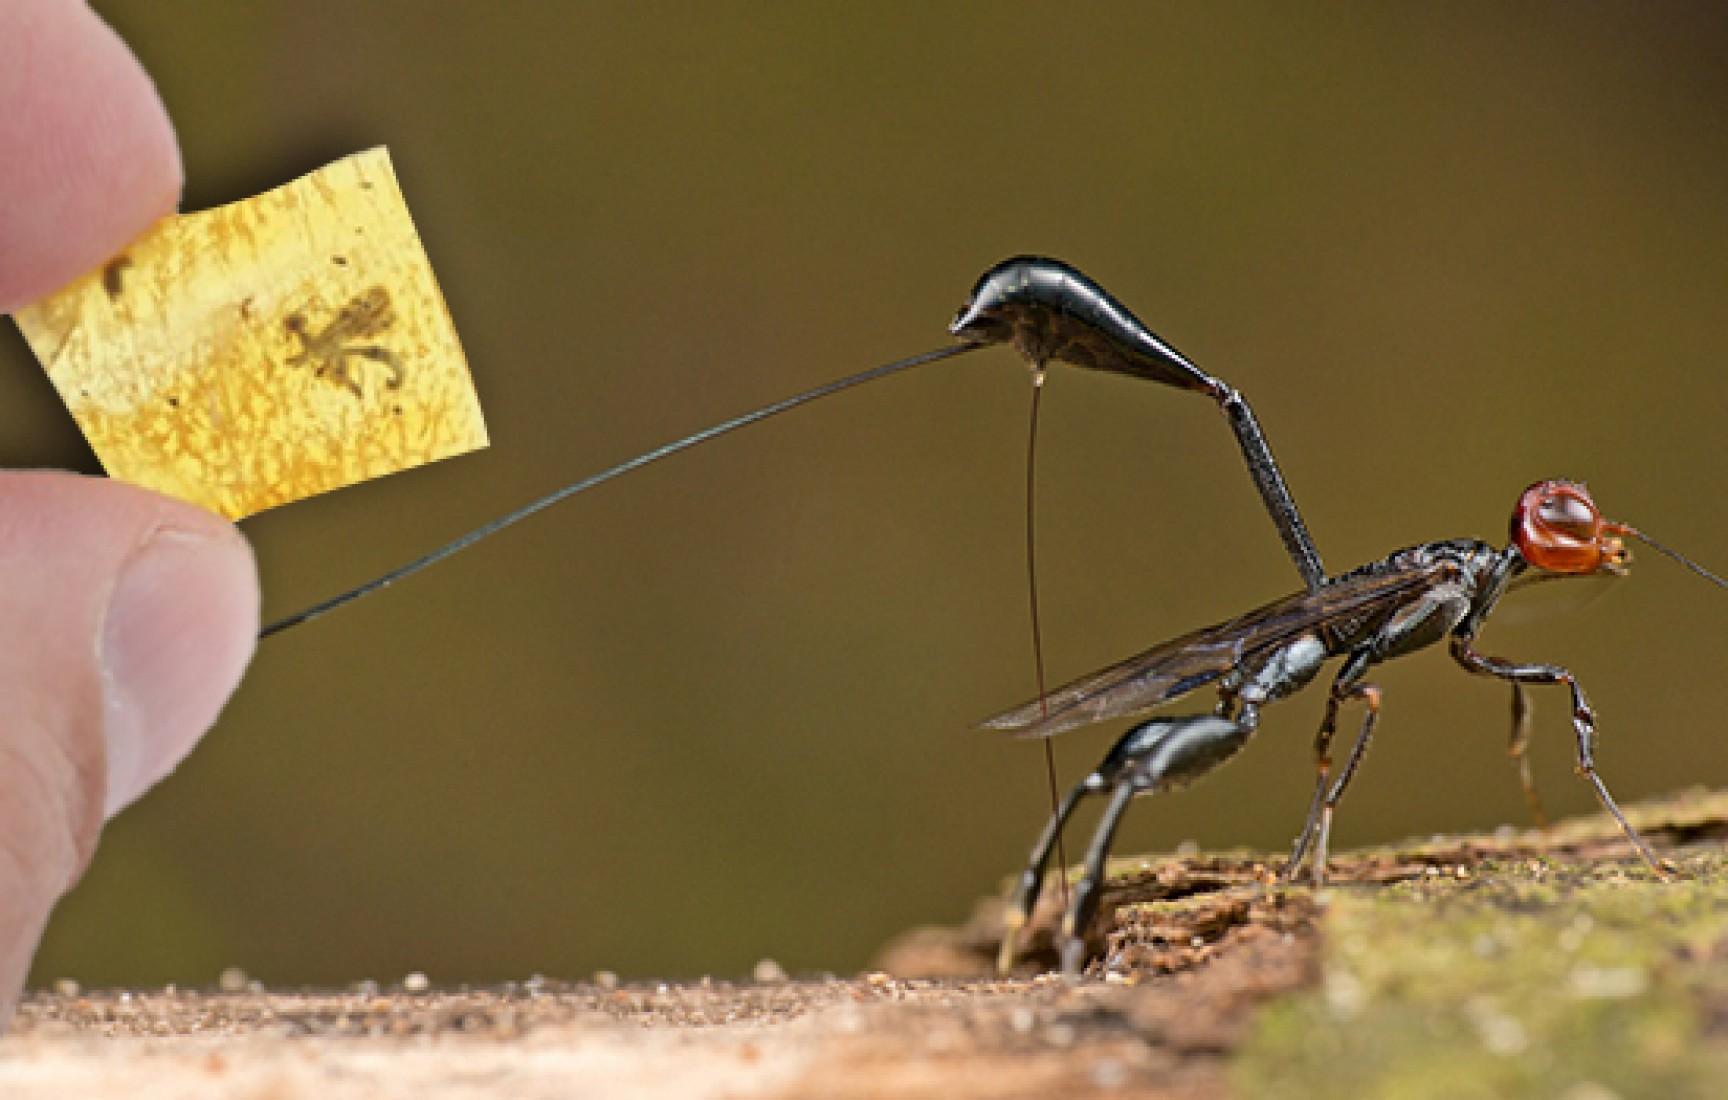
[1510,480,1631,575]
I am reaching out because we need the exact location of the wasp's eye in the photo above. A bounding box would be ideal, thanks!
[1512,480,1612,575]
[1537,492,1600,541]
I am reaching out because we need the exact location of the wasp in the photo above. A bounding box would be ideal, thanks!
[953,258,1725,976]
[265,256,1725,980]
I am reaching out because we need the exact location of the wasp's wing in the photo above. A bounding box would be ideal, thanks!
[979,563,1451,739]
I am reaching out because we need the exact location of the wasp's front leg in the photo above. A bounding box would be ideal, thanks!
[1450,635,1668,878]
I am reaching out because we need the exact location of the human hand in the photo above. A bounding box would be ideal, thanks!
[0,0,260,1021]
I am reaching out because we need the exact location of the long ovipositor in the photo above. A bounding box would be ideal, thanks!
[264,255,1323,635]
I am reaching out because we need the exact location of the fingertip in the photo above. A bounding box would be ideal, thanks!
[0,474,260,823]
[101,514,260,817]
[0,0,182,314]
[0,473,257,1023]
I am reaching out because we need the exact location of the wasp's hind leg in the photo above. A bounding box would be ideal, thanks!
[999,707,1260,979]
[998,781,1086,975]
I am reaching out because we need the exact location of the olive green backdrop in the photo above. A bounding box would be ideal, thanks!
[5,3,1727,989]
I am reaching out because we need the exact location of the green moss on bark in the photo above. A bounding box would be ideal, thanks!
[1237,849,1728,1098]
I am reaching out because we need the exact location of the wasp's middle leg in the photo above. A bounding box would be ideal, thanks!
[1287,651,1382,884]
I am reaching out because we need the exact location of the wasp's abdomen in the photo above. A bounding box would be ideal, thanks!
[950,256,1219,393]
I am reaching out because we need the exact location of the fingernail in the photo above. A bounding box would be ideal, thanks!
[100,525,258,817]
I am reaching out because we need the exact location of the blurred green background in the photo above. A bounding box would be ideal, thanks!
[4,3,1727,989]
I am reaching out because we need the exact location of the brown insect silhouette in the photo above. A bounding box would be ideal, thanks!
[284,285,405,397]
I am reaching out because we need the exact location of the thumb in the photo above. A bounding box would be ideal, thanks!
[0,471,258,1020]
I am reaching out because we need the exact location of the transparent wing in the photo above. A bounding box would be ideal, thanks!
[979,563,1451,739]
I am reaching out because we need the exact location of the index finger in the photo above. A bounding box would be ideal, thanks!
[0,0,182,314]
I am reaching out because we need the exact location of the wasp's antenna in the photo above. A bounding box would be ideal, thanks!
[1618,526,1728,590]
[261,343,981,639]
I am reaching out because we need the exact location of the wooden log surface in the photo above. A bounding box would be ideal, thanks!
[7,788,1728,1099]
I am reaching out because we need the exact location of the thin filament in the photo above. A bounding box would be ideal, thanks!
[261,343,980,638]
[1622,526,1728,590]
[1025,371,1070,909]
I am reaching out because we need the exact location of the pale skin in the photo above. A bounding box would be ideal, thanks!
[0,0,260,1023]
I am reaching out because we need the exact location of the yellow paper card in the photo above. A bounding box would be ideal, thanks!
[15,147,488,520]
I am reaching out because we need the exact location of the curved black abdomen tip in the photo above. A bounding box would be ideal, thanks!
[949,256,1219,395]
